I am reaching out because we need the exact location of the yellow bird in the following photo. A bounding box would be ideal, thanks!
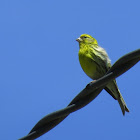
[76,34,129,115]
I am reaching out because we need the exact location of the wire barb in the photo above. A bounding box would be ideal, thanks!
[19,49,140,140]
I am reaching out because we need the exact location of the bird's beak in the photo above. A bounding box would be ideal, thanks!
[76,37,82,42]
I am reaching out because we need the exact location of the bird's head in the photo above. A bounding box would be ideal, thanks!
[76,34,98,45]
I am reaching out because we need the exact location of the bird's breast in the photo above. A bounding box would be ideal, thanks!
[78,49,97,79]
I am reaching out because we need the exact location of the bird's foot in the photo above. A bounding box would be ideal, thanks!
[86,80,96,89]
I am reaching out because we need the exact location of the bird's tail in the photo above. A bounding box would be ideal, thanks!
[105,80,129,115]
[117,92,129,115]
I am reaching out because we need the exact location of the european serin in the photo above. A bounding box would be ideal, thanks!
[76,34,129,115]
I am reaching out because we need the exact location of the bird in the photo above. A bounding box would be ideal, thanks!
[76,34,129,115]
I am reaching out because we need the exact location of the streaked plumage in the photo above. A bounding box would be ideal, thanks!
[76,34,129,115]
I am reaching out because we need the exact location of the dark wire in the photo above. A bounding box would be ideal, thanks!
[19,49,140,140]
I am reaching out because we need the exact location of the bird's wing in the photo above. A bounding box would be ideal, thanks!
[95,56,117,99]
[90,46,117,99]
[90,46,111,76]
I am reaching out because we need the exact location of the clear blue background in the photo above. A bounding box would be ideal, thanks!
[0,0,140,140]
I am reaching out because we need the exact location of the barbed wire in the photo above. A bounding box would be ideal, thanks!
[19,49,140,140]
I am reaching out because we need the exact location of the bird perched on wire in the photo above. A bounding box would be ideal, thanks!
[76,34,129,115]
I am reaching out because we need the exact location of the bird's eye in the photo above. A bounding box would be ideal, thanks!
[83,36,88,38]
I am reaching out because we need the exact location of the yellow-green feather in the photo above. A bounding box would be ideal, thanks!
[79,44,97,79]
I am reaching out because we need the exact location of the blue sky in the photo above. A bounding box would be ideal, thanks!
[0,0,140,140]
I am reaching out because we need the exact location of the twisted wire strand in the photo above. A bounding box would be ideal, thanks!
[19,49,140,140]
